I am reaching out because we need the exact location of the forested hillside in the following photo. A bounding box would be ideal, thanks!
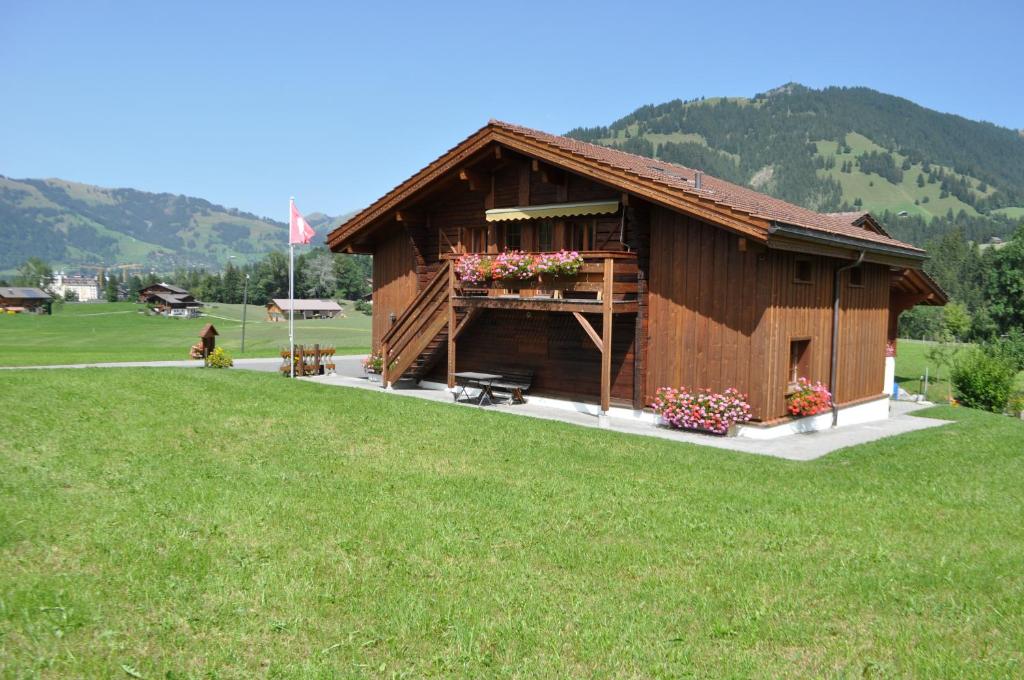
[568,83,1024,245]
[0,176,295,271]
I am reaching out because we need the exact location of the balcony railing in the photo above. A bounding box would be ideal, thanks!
[443,251,639,314]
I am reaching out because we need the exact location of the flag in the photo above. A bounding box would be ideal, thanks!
[289,200,316,245]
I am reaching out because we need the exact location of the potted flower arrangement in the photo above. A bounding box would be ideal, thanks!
[454,250,584,285]
[362,352,384,382]
[650,386,753,435]
[786,378,832,417]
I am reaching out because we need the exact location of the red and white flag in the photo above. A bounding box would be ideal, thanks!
[289,200,315,245]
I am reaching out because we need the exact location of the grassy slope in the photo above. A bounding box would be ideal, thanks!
[0,302,371,365]
[0,369,1022,677]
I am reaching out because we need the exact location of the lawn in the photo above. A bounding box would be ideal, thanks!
[1,368,1022,677]
[895,339,1024,403]
[0,301,371,366]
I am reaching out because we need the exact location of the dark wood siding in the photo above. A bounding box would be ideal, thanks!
[426,310,636,405]
[646,208,773,418]
[371,227,418,349]
[645,207,889,420]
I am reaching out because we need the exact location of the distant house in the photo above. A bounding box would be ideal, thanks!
[266,299,343,321]
[52,272,101,301]
[0,287,52,313]
[138,283,202,316]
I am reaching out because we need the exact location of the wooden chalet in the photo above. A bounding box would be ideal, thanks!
[266,298,343,321]
[0,287,52,313]
[138,283,201,314]
[327,121,946,423]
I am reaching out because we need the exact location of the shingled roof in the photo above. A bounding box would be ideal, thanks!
[328,120,924,257]
[490,121,922,253]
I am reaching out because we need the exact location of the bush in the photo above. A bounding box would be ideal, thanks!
[950,348,1015,412]
[354,300,373,316]
[207,346,233,368]
[986,328,1024,372]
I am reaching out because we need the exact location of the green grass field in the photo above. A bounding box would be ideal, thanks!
[0,301,371,365]
[1,368,1023,676]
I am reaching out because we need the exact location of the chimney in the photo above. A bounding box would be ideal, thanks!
[694,171,703,190]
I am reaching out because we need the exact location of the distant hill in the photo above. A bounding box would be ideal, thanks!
[0,176,351,271]
[568,83,1024,245]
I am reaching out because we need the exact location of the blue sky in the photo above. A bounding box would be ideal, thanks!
[2,0,1022,221]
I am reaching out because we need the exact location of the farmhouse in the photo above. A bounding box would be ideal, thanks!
[266,299,343,321]
[327,121,945,426]
[138,283,202,316]
[0,287,52,313]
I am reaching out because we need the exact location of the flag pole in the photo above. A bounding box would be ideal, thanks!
[289,196,295,378]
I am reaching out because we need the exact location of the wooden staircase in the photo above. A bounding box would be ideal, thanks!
[380,261,462,386]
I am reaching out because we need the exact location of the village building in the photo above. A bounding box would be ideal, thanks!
[266,299,343,321]
[138,283,202,316]
[51,272,101,301]
[328,121,946,432]
[0,287,52,313]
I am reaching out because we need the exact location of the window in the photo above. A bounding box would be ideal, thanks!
[538,220,554,251]
[569,220,597,251]
[789,338,810,386]
[462,227,487,253]
[504,223,522,250]
[848,266,864,287]
[794,258,813,284]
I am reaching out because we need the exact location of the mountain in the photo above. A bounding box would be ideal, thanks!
[0,176,317,272]
[567,83,1024,245]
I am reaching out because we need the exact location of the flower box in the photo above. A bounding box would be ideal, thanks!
[454,250,584,285]
[651,386,753,435]
[786,378,832,417]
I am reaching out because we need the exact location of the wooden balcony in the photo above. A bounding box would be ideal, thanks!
[442,251,639,414]
[444,251,639,314]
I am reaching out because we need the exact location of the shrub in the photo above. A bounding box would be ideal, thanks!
[951,348,1015,412]
[786,378,832,417]
[354,299,372,316]
[207,346,233,368]
[651,386,752,435]
[986,328,1024,372]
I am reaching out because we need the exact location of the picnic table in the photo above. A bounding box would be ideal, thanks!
[453,371,503,406]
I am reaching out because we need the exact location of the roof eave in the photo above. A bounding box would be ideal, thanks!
[767,222,927,263]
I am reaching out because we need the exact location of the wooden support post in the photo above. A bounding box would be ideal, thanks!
[600,258,614,416]
[381,340,390,388]
[447,264,456,388]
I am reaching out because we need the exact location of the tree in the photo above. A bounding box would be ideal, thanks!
[104,275,120,302]
[941,302,971,341]
[15,258,54,292]
[302,249,338,298]
[63,289,79,302]
[985,226,1024,334]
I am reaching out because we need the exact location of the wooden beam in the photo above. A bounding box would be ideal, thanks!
[451,296,638,314]
[395,210,424,223]
[494,145,503,160]
[458,169,486,192]
[600,257,614,414]
[531,158,565,185]
[452,307,481,340]
[447,264,456,387]
[573,312,604,352]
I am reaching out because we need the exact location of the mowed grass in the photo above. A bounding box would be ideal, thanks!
[0,301,371,365]
[1,369,1023,677]
[895,339,1024,403]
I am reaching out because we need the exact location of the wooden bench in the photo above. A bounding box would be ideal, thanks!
[488,368,534,405]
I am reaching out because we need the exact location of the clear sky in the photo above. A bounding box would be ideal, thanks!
[2,0,1022,221]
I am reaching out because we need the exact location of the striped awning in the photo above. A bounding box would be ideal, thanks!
[485,200,619,222]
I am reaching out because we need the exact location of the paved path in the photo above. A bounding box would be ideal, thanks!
[302,362,951,461]
[3,355,951,460]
